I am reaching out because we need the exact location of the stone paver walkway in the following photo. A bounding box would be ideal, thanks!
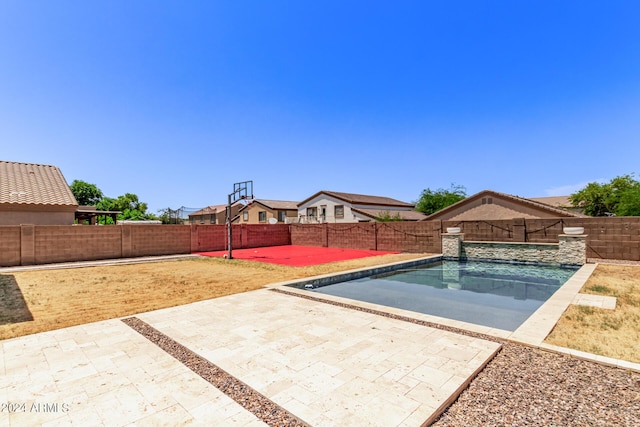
[572,293,617,309]
[1,290,500,427]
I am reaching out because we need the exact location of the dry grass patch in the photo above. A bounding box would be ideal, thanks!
[0,253,427,340]
[546,263,640,363]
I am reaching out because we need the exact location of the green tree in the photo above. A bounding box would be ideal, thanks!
[96,196,116,212]
[69,180,103,206]
[96,193,158,222]
[569,182,610,216]
[570,174,640,216]
[375,211,404,222]
[112,193,157,221]
[415,184,467,215]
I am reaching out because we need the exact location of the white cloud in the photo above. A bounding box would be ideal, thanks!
[544,179,606,196]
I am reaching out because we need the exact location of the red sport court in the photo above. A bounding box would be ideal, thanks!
[195,245,397,267]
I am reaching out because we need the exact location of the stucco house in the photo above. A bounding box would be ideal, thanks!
[234,199,298,224]
[296,190,426,223]
[188,202,243,225]
[423,190,587,221]
[0,160,79,225]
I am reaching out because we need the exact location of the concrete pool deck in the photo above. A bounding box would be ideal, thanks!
[1,289,501,426]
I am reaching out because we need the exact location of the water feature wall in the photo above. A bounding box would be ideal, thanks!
[442,232,587,266]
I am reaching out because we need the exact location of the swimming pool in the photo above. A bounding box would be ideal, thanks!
[304,260,579,331]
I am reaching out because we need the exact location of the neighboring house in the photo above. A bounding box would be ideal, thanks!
[296,190,426,223]
[188,202,243,225]
[0,160,79,225]
[234,199,298,224]
[528,195,583,215]
[423,190,587,221]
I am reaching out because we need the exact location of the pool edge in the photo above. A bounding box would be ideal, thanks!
[507,263,598,346]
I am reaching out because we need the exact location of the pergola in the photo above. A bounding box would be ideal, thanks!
[75,206,121,225]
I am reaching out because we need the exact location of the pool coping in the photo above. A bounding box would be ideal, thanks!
[268,256,640,373]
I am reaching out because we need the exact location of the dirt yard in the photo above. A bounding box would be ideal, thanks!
[0,253,426,340]
[545,262,640,363]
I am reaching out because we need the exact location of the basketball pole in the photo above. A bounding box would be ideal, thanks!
[226,180,253,260]
[226,196,232,260]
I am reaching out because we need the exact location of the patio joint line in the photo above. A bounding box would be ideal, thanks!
[121,316,310,427]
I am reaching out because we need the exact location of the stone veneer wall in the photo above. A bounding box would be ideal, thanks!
[442,234,462,258]
[442,233,586,266]
[557,235,588,265]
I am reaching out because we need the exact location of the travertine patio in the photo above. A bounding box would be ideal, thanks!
[1,290,500,426]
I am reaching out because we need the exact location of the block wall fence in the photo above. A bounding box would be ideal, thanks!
[0,217,638,267]
[0,224,291,267]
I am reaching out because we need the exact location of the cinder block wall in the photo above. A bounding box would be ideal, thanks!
[290,222,443,253]
[244,224,290,248]
[1,217,639,267]
[375,222,442,253]
[127,225,191,257]
[34,226,123,264]
[290,224,326,246]
[191,225,227,252]
[0,226,21,266]
[328,224,377,250]
[577,217,640,261]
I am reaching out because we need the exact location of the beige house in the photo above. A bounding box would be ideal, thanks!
[296,190,426,223]
[0,160,79,225]
[234,199,298,224]
[423,190,587,221]
[188,203,243,225]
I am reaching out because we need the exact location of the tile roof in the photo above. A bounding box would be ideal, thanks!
[435,204,545,221]
[489,191,586,217]
[189,202,249,217]
[0,160,78,207]
[250,199,299,210]
[299,190,413,208]
[423,190,587,220]
[352,208,427,221]
[528,196,573,208]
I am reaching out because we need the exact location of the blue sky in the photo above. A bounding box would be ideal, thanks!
[1,1,639,213]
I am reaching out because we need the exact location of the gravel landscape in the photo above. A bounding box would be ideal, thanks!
[432,342,640,426]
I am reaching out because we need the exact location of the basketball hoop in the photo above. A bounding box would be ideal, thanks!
[226,180,254,260]
[240,196,254,207]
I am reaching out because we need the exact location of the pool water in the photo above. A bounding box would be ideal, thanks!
[309,260,579,331]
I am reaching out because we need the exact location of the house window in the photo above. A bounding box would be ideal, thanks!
[258,211,267,222]
[278,211,286,222]
[307,207,317,218]
[243,211,249,221]
[335,205,344,219]
[209,214,215,224]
